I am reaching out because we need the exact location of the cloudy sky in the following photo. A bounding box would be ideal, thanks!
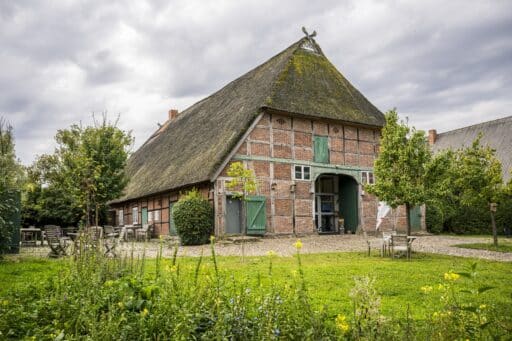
[1,0,511,165]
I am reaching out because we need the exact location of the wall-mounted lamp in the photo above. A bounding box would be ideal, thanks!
[290,183,296,193]
[271,182,277,191]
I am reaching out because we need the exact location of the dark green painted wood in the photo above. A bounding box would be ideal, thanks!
[141,207,148,225]
[226,197,242,234]
[314,136,329,163]
[339,176,358,233]
[246,196,266,235]
[169,202,177,236]
[409,206,422,231]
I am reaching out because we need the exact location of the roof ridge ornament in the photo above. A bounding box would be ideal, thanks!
[300,27,319,54]
[302,27,317,41]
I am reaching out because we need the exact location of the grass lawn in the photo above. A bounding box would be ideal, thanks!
[452,239,512,253]
[2,251,511,319]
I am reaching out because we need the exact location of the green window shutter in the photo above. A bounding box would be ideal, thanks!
[246,196,266,236]
[314,135,329,163]
[169,203,177,236]
[141,207,148,225]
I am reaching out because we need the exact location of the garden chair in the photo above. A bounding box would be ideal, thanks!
[135,224,152,242]
[45,225,69,258]
[381,231,397,257]
[103,225,119,257]
[390,234,413,260]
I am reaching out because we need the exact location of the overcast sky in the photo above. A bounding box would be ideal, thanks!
[1,0,511,165]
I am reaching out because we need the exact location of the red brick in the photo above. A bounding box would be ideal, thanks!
[273,129,291,145]
[345,140,358,153]
[329,124,343,137]
[258,113,271,127]
[295,182,312,199]
[359,128,375,142]
[275,199,292,216]
[273,216,293,233]
[272,115,292,130]
[313,121,328,135]
[345,153,358,166]
[251,143,270,157]
[344,126,358,139]
[293,118,312,132]
[331,138,343,151]
[331,151,344,165]
[257,181,271,196]
[359,141,374,154]
[236,142,247,155]
[275,181,292,199]
[295,199,313,216]
[273,145,292,158]
[253,160,270,177]
[273,163,291,180]
[249,127,270,142]
[295,217,315,234]
[294,132,312,147]
[293,147,312,161]
[359,154,374,167]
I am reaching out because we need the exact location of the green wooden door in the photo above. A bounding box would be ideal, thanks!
[409,206,422,231]
[169,202,177,236]
[246,196,266,235]
[141,207,148,225]
[314,136,329,163]
[339,176,358,233]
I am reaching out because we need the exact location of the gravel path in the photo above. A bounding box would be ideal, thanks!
[18,235,512,262]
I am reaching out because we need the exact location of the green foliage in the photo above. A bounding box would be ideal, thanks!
[0,118,23,255]
[226,161,257,199]
[366,110,431,234]
[20,114,133,227]
[173,189,213,245]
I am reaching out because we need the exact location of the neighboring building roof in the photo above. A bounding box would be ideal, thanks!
[432,115,512,182]
[113,36,385,203]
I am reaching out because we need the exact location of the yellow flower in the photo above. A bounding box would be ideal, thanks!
[479,304,487,310]
[210,235,215,243]
[444,271,460,281]
[141,308,149,317]
[421,285,433,294]
[2,300,8,306]
[104,280,114,287]
[267,250,276,257]
[117,302,124,309]
[293,239,303,250]
[335,314,349,333]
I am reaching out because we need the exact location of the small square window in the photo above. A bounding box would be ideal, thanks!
[294,165,311,180]
[361,171,375,185]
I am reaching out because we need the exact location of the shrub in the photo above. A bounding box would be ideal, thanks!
[173,189,213,245]
[426,204,444,234]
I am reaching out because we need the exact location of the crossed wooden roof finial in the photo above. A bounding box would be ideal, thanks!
[302,27,317,40]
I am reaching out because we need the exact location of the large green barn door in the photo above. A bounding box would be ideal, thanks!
[246,196,266,236]
[339,176,358,233]
[141,208,148,225]
[409,206,422,231]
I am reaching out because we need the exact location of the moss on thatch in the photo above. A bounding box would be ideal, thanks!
[113,37,384,203]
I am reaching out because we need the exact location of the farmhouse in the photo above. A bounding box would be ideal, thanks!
[110,33,420,236]
[429,115,512,182]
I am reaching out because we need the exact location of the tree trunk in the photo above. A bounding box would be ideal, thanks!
[95,203,99,227]
[405,203,411,236]
[490,210,498,247]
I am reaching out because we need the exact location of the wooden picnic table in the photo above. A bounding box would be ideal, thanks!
[20,227,42,246]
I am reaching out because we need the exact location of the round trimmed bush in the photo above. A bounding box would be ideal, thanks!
[172,189,213,245]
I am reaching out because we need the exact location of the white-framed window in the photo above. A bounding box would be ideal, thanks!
[154,210,160,222]
[118,209,124,226]
[148,211,154,223]
[294,165,311,180]
[132,207,139,224]
[361,171,375,185]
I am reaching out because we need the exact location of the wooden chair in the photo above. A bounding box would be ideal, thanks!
[103,225,119,257]
[45,225,68,258]
[135,224,152,242]
[390,234,413,260]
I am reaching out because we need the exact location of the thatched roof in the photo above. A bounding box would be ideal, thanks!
[433,115,512,182]
[112,37,384,203]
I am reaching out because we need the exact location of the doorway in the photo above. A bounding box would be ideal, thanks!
[225,196,242,234]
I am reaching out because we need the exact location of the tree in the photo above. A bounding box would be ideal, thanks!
[225,161,257,234]
[55,114,133,226]
[366,110,431,235]
[451,135,503,246]
[0,117,23,255]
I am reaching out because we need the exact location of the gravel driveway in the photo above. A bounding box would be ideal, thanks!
[19,235,512,262]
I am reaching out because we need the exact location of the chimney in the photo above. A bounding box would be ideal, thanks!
[428,129,437,145]
[168,109,179,121]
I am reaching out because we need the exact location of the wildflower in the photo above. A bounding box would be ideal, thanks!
[141,308,149,317]
[335,314,350,333]
[210,235,215,243]
[421,285,433,293]
[444,271,460,281]
[293,239,303,250]
[479,304,487,310]
[159,235,164,240]
[267,250,276,257]
[117,302,124,309]
[169,265,178,273]
[1,300,8,306]
[104,280,114,287]
[437,284,445,290]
